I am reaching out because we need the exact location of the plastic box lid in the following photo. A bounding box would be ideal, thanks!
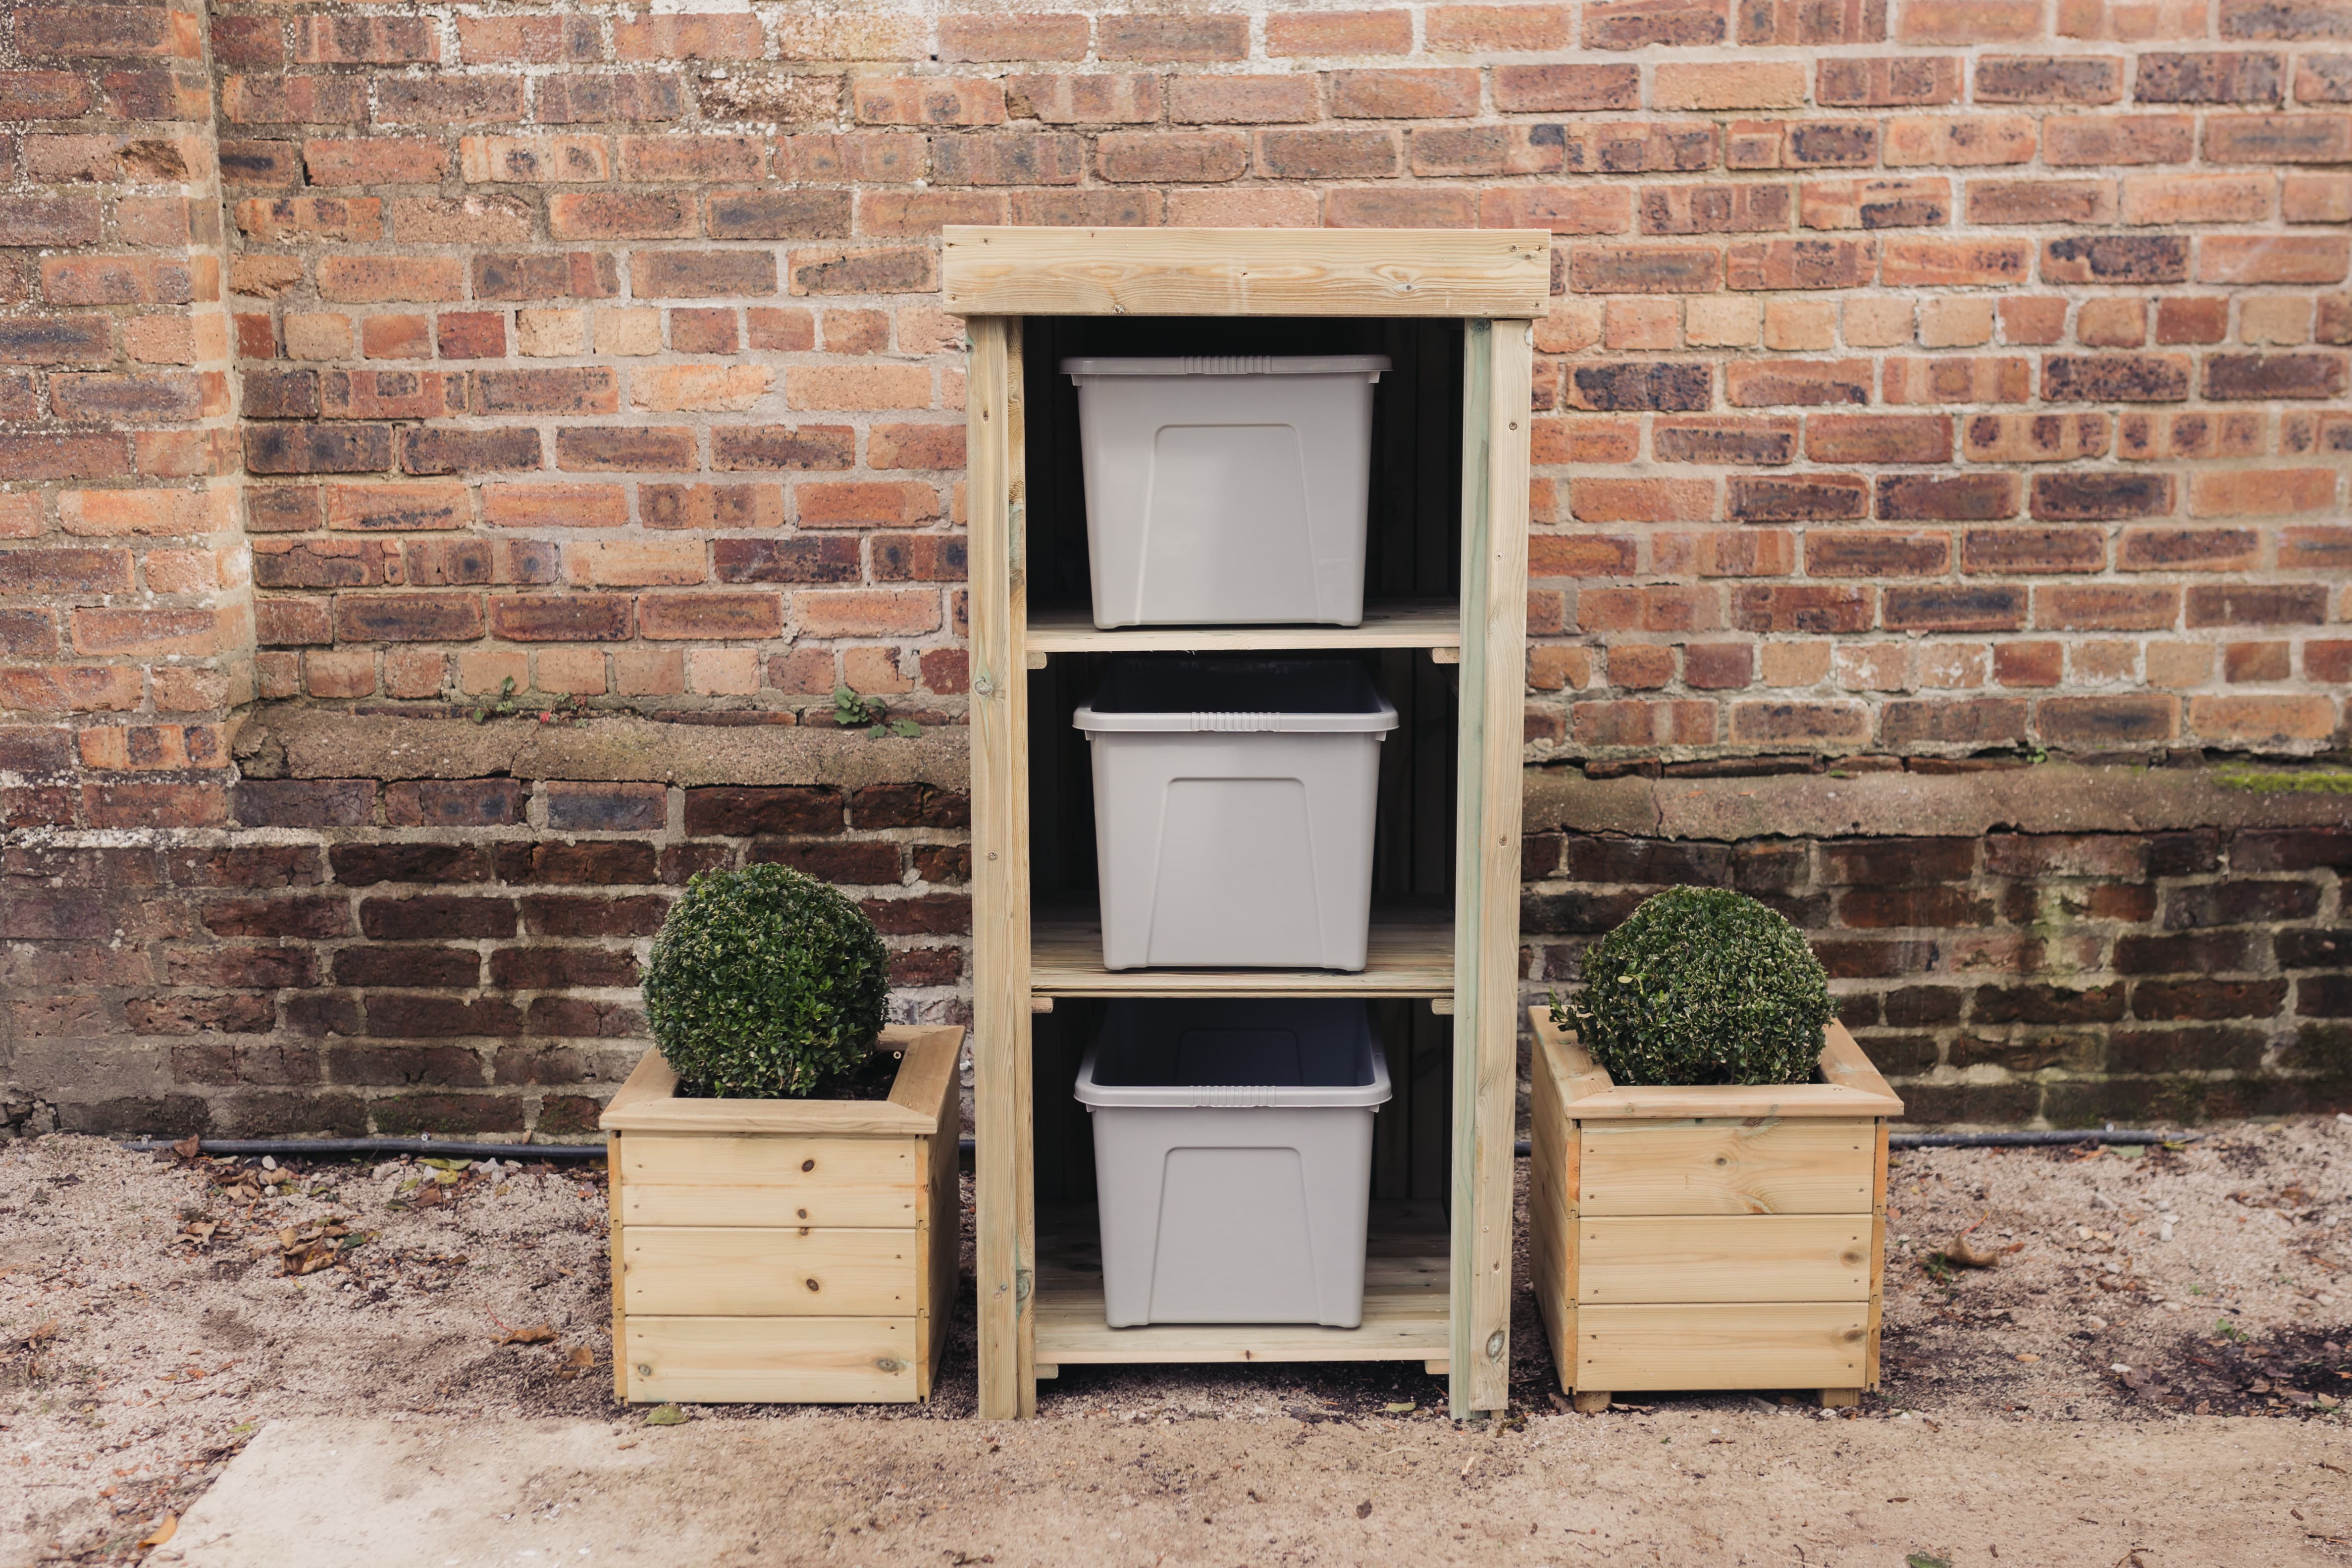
[1073,657,1399,734]
[1061,355,1389,381]
[1074,999,1393,1110]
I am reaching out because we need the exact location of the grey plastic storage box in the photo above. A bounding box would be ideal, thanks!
[1061,355,1389,628]
[1076,658,1397,972]
[1076,999,1391,1327]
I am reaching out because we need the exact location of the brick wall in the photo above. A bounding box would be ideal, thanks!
[2,0,2349,1138]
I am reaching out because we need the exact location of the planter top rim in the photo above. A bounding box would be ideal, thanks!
[1530,1008,1903,1121]
[600,1023,964,1136]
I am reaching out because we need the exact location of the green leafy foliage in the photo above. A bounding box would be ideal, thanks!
[834,684,921,740]
[643,864,889,1099]
[1550,886,1829,1088]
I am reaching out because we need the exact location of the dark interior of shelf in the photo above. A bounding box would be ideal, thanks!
[1017,315,1467,1212]
[1020,315,1466,619]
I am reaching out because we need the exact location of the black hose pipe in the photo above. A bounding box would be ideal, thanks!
[123,1137,608,1160]
[126,1127,2197,1165]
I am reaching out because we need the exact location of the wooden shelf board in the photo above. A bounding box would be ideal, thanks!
[1034,1202,1450,1365]
[1024,601,1460,656]
[1032,908,1454,998]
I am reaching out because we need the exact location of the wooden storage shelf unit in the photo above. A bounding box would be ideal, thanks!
[1526,1007,1903,1411]
[601,1024,963,1405]
[952,226,1545,1419]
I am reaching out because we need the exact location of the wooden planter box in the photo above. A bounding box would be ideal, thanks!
[1527,1007,1901,1411]
[600,1024,963,1405]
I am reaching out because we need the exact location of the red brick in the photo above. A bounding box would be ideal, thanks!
[2037,695,2180,745]
[1808,531,1951,577]
[1099,131,1249,183]
[1819,55,1960,106]
[294,16,437,64]
[2134,50,2285,102]
[2034,584,2181,630]
[1799,176,1950,230]
[852,76,1006,126]
[1098,14,1247,59]
[1479,186,1633,233]
[2188,468,2337,515]
[1877,472,2020,521]
[2042,112,2195,164]
[2041,353,2191,401]
[1255,127,1399,180]
[1267,10,1415,54]
[1977,55,2124,102]
[940,13,1091,60]
[1492,64,1640,112]
[2033,470,2177,520]
[1569,699,1717,746]
[1427,4,1575,49]
[2197,234,2351,283]
[1329,69,1478,118]
[1725,358,1871,406]
[612,14,761,60]
[1882,584,2027,630]
[1726,239,1878,289]
[1008,72,1160,124]
[1900,0,2043,42]
[1807,414,1953,463]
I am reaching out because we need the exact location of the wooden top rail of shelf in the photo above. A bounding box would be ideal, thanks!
[1528,1007,1904,1121]
[941,227,1551,319]
[1033,909,1453,999]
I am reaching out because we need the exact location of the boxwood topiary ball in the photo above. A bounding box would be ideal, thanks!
[643,864,889,1099]
[1553,886,1830,1088]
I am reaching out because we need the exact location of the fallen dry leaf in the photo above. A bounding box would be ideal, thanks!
[139,1514,176,1549]
[23,1318,57,1348]
[499,1324,557,1346]
[556,1344,596,1379]
[1944,1235,2002,1269]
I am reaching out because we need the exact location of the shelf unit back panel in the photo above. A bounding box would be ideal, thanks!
[1020,316,1465,624]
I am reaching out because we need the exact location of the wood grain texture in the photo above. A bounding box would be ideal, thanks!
[940,227,1550,318]
[1527,1011,1905,1120]
[1575,1303,1870,1393]
[623,1228,920,1317]
[1526,1030,1576,1394]
[1577,1120,1876,1216]
[968,314,1035,1420]
[599,1026,958,1135]
[609,1130,627,1403]
[623,1317,919,1405]
[1031,907,1454,998]
[1449,318,1531,1418]
[621,1135,919,1229]
[1025,601,1460,655]
[1033,1203,1448,1364]
[1575,1216,1873,1305]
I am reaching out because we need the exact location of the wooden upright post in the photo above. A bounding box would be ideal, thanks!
[1448,318,1532,1418]
[967,316,1036,1419]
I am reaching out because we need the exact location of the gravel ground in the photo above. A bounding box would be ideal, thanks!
[3,1115,2348,1565]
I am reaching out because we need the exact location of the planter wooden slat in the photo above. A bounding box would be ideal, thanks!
[1575,1216,1872,1304]
[1575,1303,1869,1393]
[603,1023,964,1404]
[1578,1120,1875,1217]
[1529,1006,1899,1409]
[623,1228,923,1317]
[622,1317,921,1405]
[619,1135,920,1229]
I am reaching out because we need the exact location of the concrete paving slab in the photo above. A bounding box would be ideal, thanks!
[150,1410,2352,1568]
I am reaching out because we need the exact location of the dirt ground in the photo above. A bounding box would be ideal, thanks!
[3,1115,2349,1565]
